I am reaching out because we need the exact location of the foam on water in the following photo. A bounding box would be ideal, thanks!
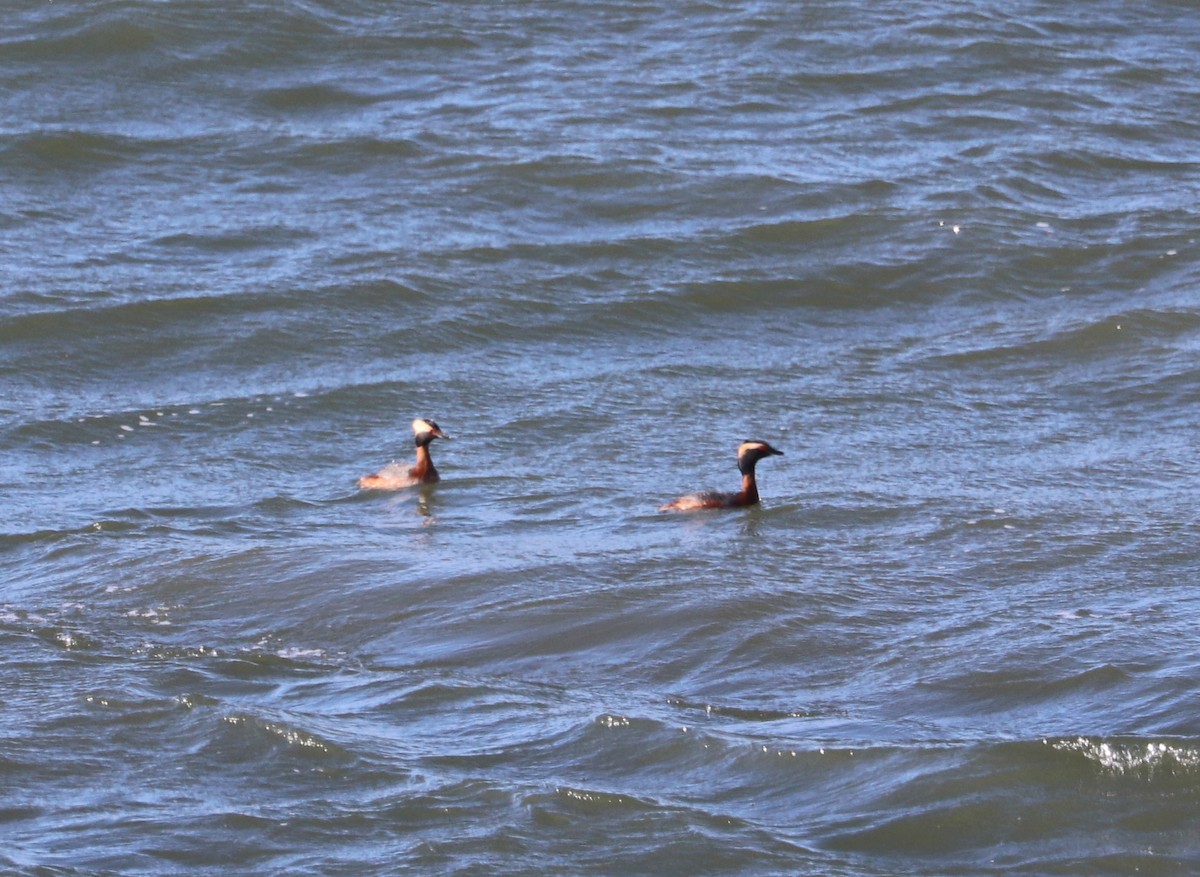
[1051,737,1200,777]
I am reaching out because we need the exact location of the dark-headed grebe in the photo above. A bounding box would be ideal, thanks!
[357,418,450,490]
[660,440,783,511]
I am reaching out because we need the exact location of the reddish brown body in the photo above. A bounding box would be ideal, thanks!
[660,440,783,512]
[358,418,449,491]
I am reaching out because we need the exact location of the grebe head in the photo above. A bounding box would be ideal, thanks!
[412,418,450,447]
[736,440,783,474]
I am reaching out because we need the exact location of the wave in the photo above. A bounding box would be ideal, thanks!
[1,0,342,62]
[1051,736,1200,778]
[1,129,150,168]
[920,305,1200,375]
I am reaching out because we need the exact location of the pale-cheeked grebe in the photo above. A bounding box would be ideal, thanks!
[357,418,450,490]
[660,440,783,511]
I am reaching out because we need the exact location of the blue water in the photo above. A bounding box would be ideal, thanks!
[5,2,1200,873]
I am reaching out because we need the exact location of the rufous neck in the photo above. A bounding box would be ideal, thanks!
[739,472,759,504]
[413,443,436,478]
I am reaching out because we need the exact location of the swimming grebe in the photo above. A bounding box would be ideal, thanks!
[357,418,450,490]
[660,440,783,511]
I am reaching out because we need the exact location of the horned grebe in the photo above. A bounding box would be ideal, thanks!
[357,418,450,490]
[660,440,783,511]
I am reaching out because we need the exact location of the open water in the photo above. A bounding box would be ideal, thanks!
[4,1,1200,874]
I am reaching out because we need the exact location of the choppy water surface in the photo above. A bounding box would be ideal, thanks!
[5,1,1200,873]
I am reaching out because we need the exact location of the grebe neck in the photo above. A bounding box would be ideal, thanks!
[737,471,759,506]
[412,443,438,481]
